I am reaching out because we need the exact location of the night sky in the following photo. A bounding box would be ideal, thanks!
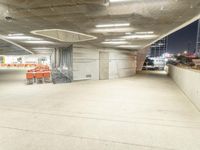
[168,20,198,54]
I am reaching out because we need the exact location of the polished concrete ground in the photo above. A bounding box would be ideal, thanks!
[0,70,200,150]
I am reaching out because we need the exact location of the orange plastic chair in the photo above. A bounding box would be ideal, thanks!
[43,71,50,78]
[35,72,44,84]
[26,72,34,84]
[43,71,51,83]
[26,72,34,79]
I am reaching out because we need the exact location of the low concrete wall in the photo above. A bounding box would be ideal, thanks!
[168,65,200,110]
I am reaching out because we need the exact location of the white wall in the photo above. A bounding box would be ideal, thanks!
[109,50,137,79]
[73,45,138,81]
[73,46,99,80]
[168,65,200,110]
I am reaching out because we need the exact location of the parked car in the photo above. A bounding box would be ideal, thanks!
[143,57,155,70]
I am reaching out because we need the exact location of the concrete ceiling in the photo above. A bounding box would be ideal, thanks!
[0,39,30,55]
[0,0,200,55]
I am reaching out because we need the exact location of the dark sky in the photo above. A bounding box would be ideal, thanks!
[168,20,198,54]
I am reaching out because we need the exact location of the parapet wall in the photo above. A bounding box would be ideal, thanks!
[168,65,200,110]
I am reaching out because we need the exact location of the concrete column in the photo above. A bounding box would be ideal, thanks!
[99,51,109,80]
[137,46,150,71]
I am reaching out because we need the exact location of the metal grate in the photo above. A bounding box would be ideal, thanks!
[51,45,73,84]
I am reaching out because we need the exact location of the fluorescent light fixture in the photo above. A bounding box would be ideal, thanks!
[109,0,133,3]
[6,36,41,40]
[8,33,25,36]
[32,47,53,50]
[117,45,141,48]
[23,41,54,44]
[102,41,128,45]
[135,31,154,35]
[125,32,132,35]
[92,27,134,33]
[5,33,41,41]
[123,34,158,40]
[105,38,126,41]
[96,23,130,28]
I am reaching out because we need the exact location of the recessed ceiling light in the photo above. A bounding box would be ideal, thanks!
[96,23,130,28]
[102,41,128,45]
[23,41,54,44]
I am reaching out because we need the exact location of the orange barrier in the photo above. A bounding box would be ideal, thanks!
[0,64,7,67]
[0,63,38,68]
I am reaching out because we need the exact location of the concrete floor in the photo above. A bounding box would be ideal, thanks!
[0,70,200,150]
